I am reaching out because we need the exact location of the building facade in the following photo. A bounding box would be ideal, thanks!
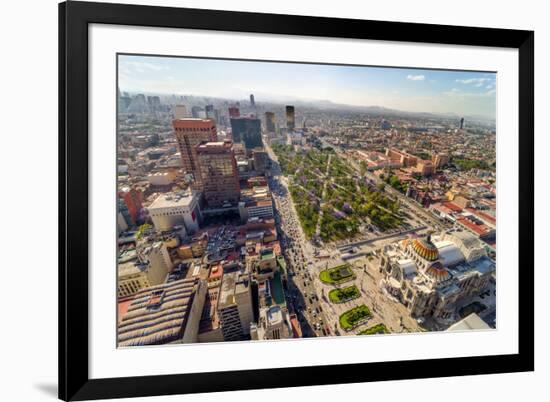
[265,111,276,133]
[147,191,200,233]
[285,105,295,130]
[217,271,254,341]
[252,149,269,174]
[118,186,143,225]
[230,117,262,149]
[432,153,450,169]
[196,141,240,208]
[173,118,218,187]
[118,241,173,298]
[173,104,188,119]
[228,106,240,118]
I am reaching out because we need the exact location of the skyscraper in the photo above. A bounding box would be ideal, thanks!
[230,117,262,149]
[127,94,149,114]
[172,118,218,187]
[459,117,465,130]
[173,104,188,119]
[285,105,295,130]
[228,106,240,118]
[191,106,206,118]
[250,94,255,107]
[265,112,276,133]
[196,140,240,207]
[118,186,143,225]
[147,96,161,112]
[205,104,215,120]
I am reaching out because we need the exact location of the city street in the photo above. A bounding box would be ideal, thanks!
[267,143,333,337]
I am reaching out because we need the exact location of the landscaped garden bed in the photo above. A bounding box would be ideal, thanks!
[328,285,360,303]
[357,323,389,335]
[319,264,355,284]
[339,305,372,331]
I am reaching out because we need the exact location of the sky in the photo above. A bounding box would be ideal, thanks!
[118,54,497,118]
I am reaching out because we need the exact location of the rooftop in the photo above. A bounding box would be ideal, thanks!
[447,313,491,331]
[148,191,196,210]
[218,271,249,309]
[198,287,221,333]
[266,305,283,326]
[118,278,199,347]
[196,141,234,153]
[269,271,286,306]
[172,118,216,128]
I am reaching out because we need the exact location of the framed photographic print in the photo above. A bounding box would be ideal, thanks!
[59,1,534,400]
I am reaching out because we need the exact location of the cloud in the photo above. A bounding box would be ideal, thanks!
[120,60,170,74]
[443,87,496,98]
[442,88,461,96]
[455,77,492,85]
[407,74,425,81]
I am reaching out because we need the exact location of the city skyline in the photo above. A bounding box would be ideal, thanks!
[119,54,497,118]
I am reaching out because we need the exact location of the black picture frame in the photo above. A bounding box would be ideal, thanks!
[59,1,534,400]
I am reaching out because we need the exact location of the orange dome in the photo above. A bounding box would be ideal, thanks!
[425,261,450,281]
[411,236,439,261]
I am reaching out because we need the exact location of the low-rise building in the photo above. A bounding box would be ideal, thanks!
[239,185,274,222]
[251,305,293,340]
[118,277,207,346]
[446,313,491,331]
[118,241,173,298]
[147,190,200,233]
[147,171,177,186]
[416,159,435,176]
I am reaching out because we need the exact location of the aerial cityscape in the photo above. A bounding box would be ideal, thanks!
[116,55,496,347]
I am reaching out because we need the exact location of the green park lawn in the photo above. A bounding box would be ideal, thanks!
[328,285,360,303]
[319,264,355,284]
[339,305,372,330]
[357,323,389,335]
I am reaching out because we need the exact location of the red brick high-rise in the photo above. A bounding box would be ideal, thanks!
[118,186,143,224]
[173,118,218,188]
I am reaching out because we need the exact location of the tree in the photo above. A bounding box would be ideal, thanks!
[377,182,386,192]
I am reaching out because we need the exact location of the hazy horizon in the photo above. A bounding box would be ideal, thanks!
[119,54,497,119]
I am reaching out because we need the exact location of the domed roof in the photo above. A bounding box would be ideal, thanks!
[425,261,450,282]
[411,234,439,261]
